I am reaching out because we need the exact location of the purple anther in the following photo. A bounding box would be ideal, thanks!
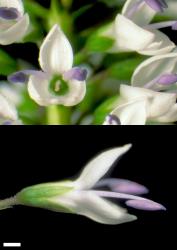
[64,67,88,82]
[8,71,29,84]
[104,115,121,125]
[8,70,48,84]
[2,121,12,125]
[157,74,177,85]
[126,199,166,211]
[0,7,20,20]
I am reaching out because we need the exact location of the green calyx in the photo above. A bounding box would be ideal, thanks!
[16,181,74,213]
[49,75,69,96]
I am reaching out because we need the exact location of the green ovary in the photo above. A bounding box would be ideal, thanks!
[16,182,74,213]
[49,75,69,96]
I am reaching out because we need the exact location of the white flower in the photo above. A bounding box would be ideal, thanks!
[131,48,177,91]
[0,92,19,125]
[103,84,177,125]
[28,25,87,106]
[104,0,175,55]
[0,145,165,224]
[0,0,29,45]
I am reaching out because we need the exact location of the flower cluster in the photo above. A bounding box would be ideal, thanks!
[0,0,177,124]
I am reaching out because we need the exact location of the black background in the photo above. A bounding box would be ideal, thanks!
[0,126,175,248]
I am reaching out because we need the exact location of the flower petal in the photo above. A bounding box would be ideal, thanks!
[111,99,147,125]
[122,0,156,25]
[0,0,24,14]
[57,190,136,225]
[155,103,177,123]
[138,29,175,56]
[28,74,86,106]
[0,94,18,121]
[75,145,132,190]
[120,84,177,118]
[114,14,155,52]
[0,14,29,45]
[95,178,149,195]
[39,24,73,75]
[132,52,177,89]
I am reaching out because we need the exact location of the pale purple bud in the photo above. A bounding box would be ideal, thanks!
[126,199,166,211]
[0,7,20,20]
[64,67,88,82]
[157,74,177,85]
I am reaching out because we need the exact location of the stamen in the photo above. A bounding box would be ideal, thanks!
[0,7,20,20]
[92,190,166,211]
[144,0,168,12]
[157,73,177,85]
[103,115,121,125]
[95,178,149,195]
[145,21,177,30]
[8,70,47,84]
[8,71,28,84]
[64,67,88,82]
[144,74,177,89]
[126,199,166,211]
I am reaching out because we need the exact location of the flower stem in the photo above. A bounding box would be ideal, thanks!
[0,197,17,210]
[46,105,71,125]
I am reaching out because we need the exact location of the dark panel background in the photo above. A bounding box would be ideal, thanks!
[0,126,175,248]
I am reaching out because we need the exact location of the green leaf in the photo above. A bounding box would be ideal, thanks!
[93,95,119,124]
[86,35,114,52]
[108,57,144,81]
[0,49,17,76]
[98,0,125,7]
[72,4,93,20]
[24,0,49,18]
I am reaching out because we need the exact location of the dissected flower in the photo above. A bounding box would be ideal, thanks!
[0,0,29,45]
[103,0,175,55]
[0,145,165,224]
[8,25,87,107]
[103,85,177,125]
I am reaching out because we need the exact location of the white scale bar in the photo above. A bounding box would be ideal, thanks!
[3,243,21,247]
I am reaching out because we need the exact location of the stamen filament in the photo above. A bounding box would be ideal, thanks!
[91,190,147,200]
[145,21,177,30]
